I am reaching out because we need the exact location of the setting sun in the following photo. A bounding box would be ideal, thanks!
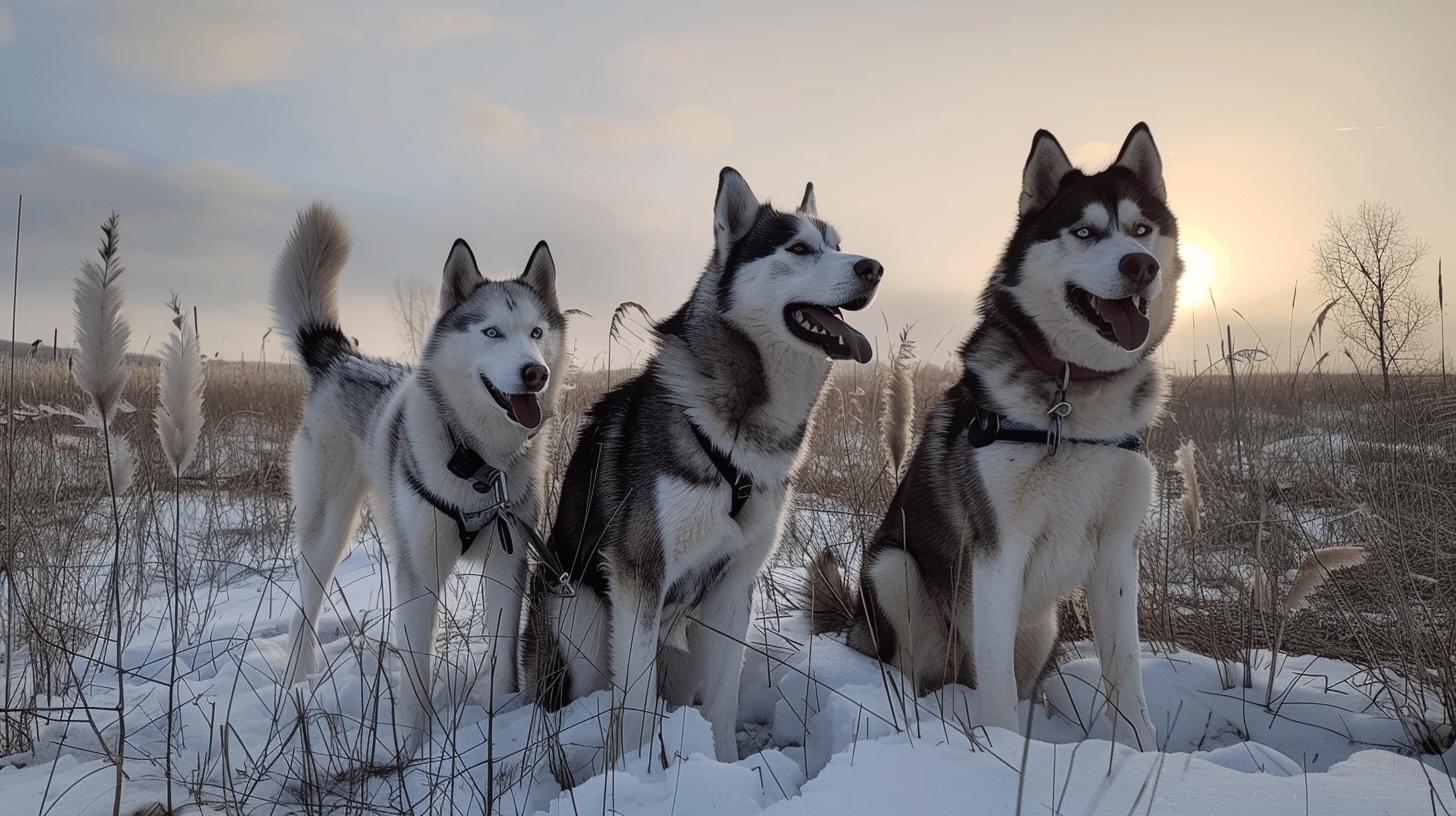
[1178,241,1217,307]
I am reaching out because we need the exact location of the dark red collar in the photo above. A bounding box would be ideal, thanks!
[1011,330,1120,383]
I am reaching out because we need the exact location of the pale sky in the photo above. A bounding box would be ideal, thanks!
[1,1,1452,370]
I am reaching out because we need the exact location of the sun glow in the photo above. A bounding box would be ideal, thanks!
[1177,241,1217,307]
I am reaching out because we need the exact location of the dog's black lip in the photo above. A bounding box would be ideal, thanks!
[782,298,875,363]
[479,373,514,414]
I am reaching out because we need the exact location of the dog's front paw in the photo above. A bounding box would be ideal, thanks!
[974,705,1022,736]
[1114,711,1157,751]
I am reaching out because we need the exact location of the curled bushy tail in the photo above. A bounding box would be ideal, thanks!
[806,548,862,635]
[269,202,353,378]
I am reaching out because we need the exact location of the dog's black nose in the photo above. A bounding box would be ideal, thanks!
[854,258,884,283]
[1119,253,1159,288]
[521,363,549,393]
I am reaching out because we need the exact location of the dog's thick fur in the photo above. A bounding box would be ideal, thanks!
[520,169,883,765]
[272,203,565,758]
[810,124,1179,750]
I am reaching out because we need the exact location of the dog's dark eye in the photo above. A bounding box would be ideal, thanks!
[1072,227,1095,240]
[786,241,813,255]
[1133,224,1153,237]
[483,327,502,339]
[530,327,543,340]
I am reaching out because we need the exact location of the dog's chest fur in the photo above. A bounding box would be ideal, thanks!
[963,335,1163,604]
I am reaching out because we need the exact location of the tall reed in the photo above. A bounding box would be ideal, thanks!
[155,299,205,812]
[70,213,133,816]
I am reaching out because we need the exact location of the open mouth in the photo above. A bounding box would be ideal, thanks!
[1066,285,1151,351]
[784,295,874,363]
[481,374,543,430]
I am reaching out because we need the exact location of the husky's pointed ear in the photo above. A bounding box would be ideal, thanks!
[1113,122,1165,202]
[518,240,559,313]
[1020,130,1074,216]
[798,182,817,217]
[440,238,484,314]
[714,167,759,263]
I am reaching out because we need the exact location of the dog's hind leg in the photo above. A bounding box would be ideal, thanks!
[285,430,366,687]
[523,580,610,708]
[866,548,948,695]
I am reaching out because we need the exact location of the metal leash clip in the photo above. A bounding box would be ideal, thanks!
[1044,362,1073,456]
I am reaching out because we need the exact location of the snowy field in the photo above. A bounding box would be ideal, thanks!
[2,497,1453,816]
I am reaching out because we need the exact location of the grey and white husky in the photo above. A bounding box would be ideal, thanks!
[270,204,565,757]
[521,168,884,764]
[811,124,1179,750]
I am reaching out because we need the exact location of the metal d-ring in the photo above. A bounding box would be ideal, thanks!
[1045,362,1073,456]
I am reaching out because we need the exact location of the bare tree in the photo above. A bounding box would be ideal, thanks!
[1312,201,1434,396]
[388,278,434,359]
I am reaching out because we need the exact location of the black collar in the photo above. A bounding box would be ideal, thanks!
[951,403,1142,453]
[688,418,753,519]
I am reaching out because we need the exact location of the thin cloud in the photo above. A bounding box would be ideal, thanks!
[0,144,294,353]
[565,106,732,154]
[0,8,14,46]
[1335,122,1449,132]
[450,91,537,153]
[94,2,301,93]
[397,8,498,47]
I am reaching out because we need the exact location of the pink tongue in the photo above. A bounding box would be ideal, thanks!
[508,393,543,429]
[1096,297,1151,351]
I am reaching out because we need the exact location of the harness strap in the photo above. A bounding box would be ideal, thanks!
[441,436,573,592]
[401,459,490,552]
[952,404,1142,453]
[688,420,753,519]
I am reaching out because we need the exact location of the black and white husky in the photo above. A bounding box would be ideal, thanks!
[811,124,1179,750]
[521,169,883,764]
[270,204,566,757]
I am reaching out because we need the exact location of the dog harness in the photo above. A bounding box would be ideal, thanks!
[399,442,534,556]
[689,420,753,519]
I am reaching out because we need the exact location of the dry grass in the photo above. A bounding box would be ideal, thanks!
[3,313,1454,810]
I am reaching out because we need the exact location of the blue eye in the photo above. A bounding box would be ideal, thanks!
[483,327,502,338]
[1073,226,1095,240]
[1134,224,1153,237]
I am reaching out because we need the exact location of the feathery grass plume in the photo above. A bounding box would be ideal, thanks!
[1282,545,1370,613]
[606,301,652,387]
[69,213,133,813]
[1266,545,1369,706]
[1172,440,1200,542]
[879,328,916,476]
[1309,297,1340,350]
[155,299,205,475]
[156,297,204,812]
[71,214,130,420]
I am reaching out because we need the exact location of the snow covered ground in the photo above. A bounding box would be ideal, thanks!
[3,507,1454,815]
